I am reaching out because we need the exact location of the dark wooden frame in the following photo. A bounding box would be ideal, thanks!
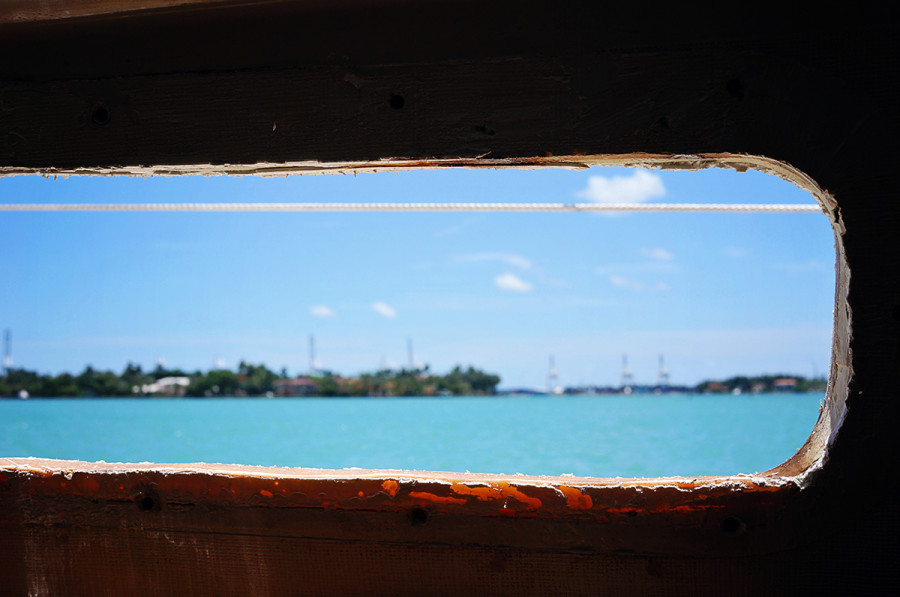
[1,2,897,594]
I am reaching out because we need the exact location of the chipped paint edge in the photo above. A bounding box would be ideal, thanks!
[0,152,847,496]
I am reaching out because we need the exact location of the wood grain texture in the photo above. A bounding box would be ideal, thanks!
[0,1,898,594]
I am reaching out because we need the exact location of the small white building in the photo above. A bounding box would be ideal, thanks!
[140,376,191,396]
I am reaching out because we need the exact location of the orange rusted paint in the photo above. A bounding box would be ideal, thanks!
[0,459,796,525]
[559,486,593,510]
[381,479,399,497]
[451,482,542,510]
[605,504,726,516]
[75,475,100,494]
[613,479,784,493]
[409,491,467,505]
[666,504,726,513]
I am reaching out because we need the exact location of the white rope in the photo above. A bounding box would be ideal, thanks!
[0,202,822,213]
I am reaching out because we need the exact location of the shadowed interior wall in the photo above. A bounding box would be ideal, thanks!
[0,2,898,595]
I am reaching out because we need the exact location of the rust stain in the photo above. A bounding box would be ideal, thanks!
[606,504,726,516]
[667,504,725,513]
[605,508,640,516]
[451,482,542,510]
[409,491,467,505]
[75,475,100,494]
[559,486,593,510]
[381,480,399,497]
[259,489,273,498]
[614,479,784,494]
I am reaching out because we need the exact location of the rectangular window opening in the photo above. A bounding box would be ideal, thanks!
[0,162,838,479]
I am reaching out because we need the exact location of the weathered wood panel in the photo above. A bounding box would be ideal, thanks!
[0,1,898,594]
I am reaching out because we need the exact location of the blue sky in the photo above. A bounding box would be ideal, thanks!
[0,167,834,388]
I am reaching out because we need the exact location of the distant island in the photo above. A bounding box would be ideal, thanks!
[1,362,827,398]
[0,362,501,398]
[547,374,826,396]
[694,374,827,394]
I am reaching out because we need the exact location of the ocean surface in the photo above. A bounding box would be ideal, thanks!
[0,393,823,478]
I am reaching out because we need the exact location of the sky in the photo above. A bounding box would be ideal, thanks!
[0,166,835,389]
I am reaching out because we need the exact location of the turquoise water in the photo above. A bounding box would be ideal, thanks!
[0,393,822,478]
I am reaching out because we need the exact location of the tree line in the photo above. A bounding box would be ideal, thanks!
[694,374,827,394]
[1,363,827,398]
[0,361,501,398]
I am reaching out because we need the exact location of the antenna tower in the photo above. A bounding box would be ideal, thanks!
[657,354,670,387]
[547,355,559,393]
[2,329,11,375]
[620,354,634,389]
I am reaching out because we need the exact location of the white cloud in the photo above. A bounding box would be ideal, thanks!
[372,301,398,318]
[641,247,674,261]
[310,305,336,318]
[574,170,666,205]
[495,273,533,292]
[455,252,532,270]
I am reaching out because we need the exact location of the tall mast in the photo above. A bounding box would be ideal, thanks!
[547,355,559,393]
[2,329,11,375]
[657,354,670,387]
[620,354,634,390]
